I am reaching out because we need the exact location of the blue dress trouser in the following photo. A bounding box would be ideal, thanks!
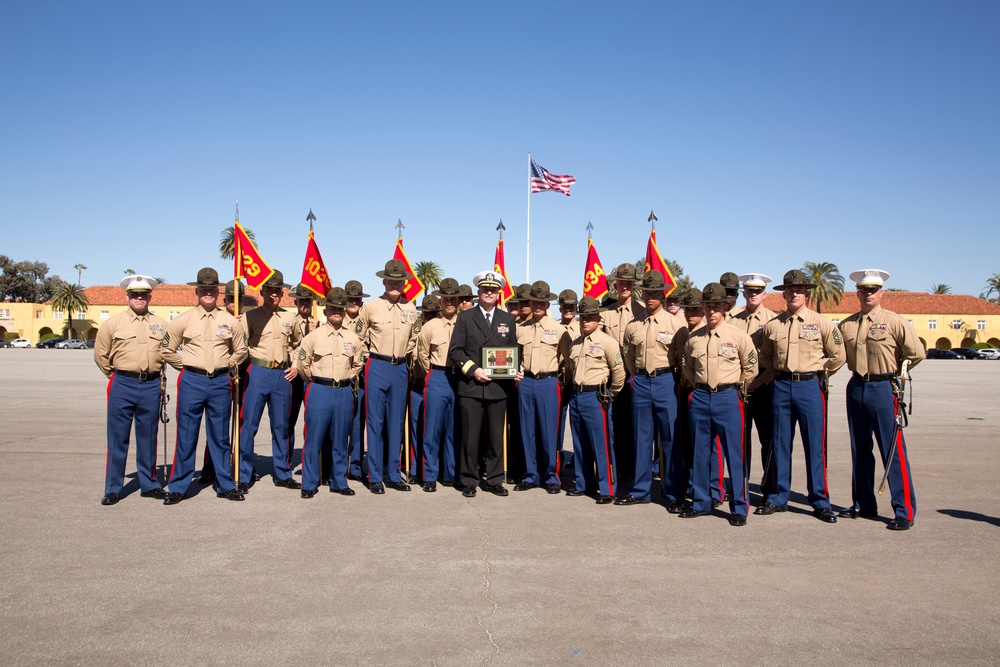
[239,365,293,483]
[770,376,830,509]
[689,388,748,515]
[168,371,236,495]
[845,377,916,521]
[301,383,354,491]
[364,358,408,484]
[569,390,616,497]
[408,385,424,480]
[348,384,366,477]
[518,376,561,486]
[421,369,457,483]
[104,373,161,495]
[631,372,680,501]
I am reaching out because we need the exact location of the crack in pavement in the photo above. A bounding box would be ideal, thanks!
[472,503,500,664]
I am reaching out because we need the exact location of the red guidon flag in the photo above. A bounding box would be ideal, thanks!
[582,237,609,301]
[393,237,424,302]
[493,237,515,305]
[643,229,677,297]
[234,220,274,289]
[300,228,332,298]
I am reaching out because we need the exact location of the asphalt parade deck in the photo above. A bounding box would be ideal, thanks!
[1,351,998,665]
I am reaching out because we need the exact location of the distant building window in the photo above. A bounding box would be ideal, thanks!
[36,310,42,318]
[168,312,175,321]
[1,309,8,318]
[831,318,840,325]
[100,311,110,321]
[907,319,913,325]
[951,320,963,330]
[928,320,937,330]
[978,320,987,330]
[76,310,86,320]
[54,310,63,320]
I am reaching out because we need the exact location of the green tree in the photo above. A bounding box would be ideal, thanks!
[0,256,60,302]
[802,261,844,313]
[414,261,444,291]
[74,263,87,287]
[632,256,692,297]
[124,269,135,276]
[981,273,1000,304]
[930,283,951,294]
[52,283,91,339]
[219,226,256,260]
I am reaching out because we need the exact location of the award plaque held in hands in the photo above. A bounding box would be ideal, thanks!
[481,346,519,379]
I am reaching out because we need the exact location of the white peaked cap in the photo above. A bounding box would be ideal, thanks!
[738,273,772,288]
[849,269,890,287]
[120,275,156,291]
[473,270,506,289]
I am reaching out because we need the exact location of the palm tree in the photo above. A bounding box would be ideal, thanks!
[414,261,444,291]
[802,261,844,313]
[981,273,1000,303]
[219,226,256,260]
[124,269,135,276]
[74,263,87,287]
[52,283,91,339]
[930,283,952,294]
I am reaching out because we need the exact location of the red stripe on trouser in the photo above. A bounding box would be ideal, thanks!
[554,382,562,474]
[106,375,115,473]
[820,385,829,494]
[715,436,724,498]
[601,401,614,496]
[168,371,183,483]
[363,359,371,483]
[894,396,914,520]
[737,394,746,465]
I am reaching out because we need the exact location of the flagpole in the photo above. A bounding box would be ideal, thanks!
[232,202,242,488]
[526,152,532,283]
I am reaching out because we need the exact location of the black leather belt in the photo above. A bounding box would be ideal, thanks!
[523,370,558,379]
[250,357,290,370]
[776,371,817,382]
[635,366,671,378]
[311,377,352,387]
[114,369,160,381]
[430,364,453,372]
[183,366,230,378]
[695,383,738,392]
[854,372,895,382]
[369,352,405,365]
[574,384,602,392]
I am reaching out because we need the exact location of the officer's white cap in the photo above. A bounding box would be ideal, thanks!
[120,275,156,291]
[473,270,506,289]
[849,269,890,287]
[738,273,772,289]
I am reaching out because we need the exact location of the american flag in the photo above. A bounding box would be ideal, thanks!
[530,158,576,196]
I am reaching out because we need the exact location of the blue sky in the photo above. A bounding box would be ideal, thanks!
[2,2,998,298]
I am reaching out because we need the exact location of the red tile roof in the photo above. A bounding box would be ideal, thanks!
[760,292,1000,316]
[79,285,277,308]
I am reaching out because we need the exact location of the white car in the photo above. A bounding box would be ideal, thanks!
[10,338,32,348]
[55,339,87,349]
[977,348,1000,360]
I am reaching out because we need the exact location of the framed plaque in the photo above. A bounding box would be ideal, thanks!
[481,346,519,379]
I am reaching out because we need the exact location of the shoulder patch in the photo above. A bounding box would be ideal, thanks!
[749,350,758,365]
[832,328,843,345]
[161,332,170,347]
[355,320,363,335]
[298,348,307,361]
[615,351,623,364]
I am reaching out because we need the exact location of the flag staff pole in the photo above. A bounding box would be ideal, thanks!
[231,201,242,488]
[306,208,318,321]
[526,152,532,283]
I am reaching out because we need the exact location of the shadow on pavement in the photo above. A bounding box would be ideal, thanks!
[937,509,1000,527]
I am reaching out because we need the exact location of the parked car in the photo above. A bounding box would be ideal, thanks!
[0,339,10,348]
[36,338,66,349]
[952,347,986,360]
[10,338,32,348]
[977,348,1000,360]
[927,349,961,359]
[56,339,88,349]
[85,339,95,349]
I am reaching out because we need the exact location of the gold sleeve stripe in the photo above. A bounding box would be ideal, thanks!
[461,360,475,374]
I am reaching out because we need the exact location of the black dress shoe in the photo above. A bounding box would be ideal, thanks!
[514,482,537,491]
[679,508,710,519]
[193,473,217,485]
[838,507,879,519]
[251,473,262,482]
[665,500,686,514]
[319,477,330,486]
[385,481,411,492]
[712,498,722,509]
[813,507,837,523]
[330,487,356,496]
[596,495,614,504]
[217,489,245,501]
[887,517,913,531]
[370,482,385,494]
[301,489,317,499]
[101,493,120,506]
[545,484,561,495]
[347,473,362,481]
[462,485,477,498]
[140,488,166,500]
[754,502,787,516]
[163,492,185,505]
[273,478,301,490]
[729,514,748,527]
[614,495,651,506]
[485,484,509,496]
[566,488,586,497]
[237,482,250,494]
[422,481,437,493]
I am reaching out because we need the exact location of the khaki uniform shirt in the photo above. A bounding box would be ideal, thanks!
[94,309,168,377]
[560,319,580,341]
[241,306,302,366]
[295,313,319,340]
[567,329,626,397]
[725,304,743,322]
[622,307,682,376]
[161,305,248,371]
[356,296,418,359]
[682,322,758,388]
[417,314,457,378]
[669,323,706,383]
[758,307,845,383]
[601,299,645,347]
[296,323,363,383]
[665,309,687,334]
[731,305,778,350]
[517,314,571,375]
[838,306,925,376]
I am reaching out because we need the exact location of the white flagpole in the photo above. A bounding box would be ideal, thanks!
[526,152,532,283]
